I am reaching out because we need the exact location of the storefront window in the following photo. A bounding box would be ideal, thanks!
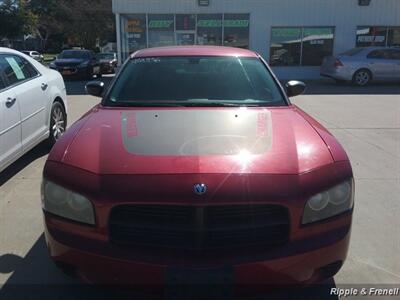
[148,14,175,48]
[119,13,251,60]
[223,14,250,49]
[197,14,223,45]
[270,27,334,66]
[270,28,302,66]
[356,26,387,47]
[176,14,196,46]
[388,27,400,47]
[302,27,334,66]
[120,14,147,61]
[176,14,196,31]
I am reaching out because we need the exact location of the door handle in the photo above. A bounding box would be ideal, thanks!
[5,97,16,108]
[41,83,48,91]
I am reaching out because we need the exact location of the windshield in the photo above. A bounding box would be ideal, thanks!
[106,56,285,107]
[97,53,115,60]
[59,50,90,59]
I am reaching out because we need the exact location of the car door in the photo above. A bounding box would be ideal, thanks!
[388,49,400,79]
[1,54,49,152]
[0,56,22,171]
[366,49,396,80]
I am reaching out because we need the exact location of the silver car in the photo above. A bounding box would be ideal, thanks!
[320,47,400,86]
[21,51,44,63]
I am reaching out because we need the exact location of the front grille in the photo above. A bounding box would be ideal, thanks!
[109,205,290,250]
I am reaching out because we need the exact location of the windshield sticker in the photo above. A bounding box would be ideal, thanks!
[132,58,161,64]
[5,57,26,80]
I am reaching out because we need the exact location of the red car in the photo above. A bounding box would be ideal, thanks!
[42,46,354,296]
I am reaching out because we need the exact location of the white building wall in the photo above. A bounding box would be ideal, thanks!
[112,0,400,79]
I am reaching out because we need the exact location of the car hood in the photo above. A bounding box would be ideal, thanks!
[50,106,334,175]
[55,58,86,65]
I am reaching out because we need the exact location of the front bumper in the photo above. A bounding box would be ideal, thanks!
[50,66,90,77]
[100,64,115,73]
[44,211,351,295]
[320,68,352,81]
[43,160,353,295]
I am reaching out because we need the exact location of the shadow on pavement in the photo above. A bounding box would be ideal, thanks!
[0,141,50,187]
[0,234,338,300]
[65,75,114,96]
[299,79,400,95]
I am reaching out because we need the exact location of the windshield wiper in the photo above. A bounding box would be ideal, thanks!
[183,99,262,107]
[107,102,187,107]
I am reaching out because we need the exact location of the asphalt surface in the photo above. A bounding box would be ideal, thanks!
[0,77,399,299]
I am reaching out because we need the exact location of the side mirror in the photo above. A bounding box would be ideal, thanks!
[85,81,104,97]
[285,80,306,97]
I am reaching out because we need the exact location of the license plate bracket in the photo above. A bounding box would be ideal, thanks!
[165,266,234,299]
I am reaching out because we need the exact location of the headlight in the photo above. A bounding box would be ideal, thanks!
[41,180,95,225]
[302,179,354,224]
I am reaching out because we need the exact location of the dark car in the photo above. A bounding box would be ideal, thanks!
[49,49,102,80]
[97,52,117,74]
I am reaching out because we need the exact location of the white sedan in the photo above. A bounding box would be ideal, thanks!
[0,47,68,173]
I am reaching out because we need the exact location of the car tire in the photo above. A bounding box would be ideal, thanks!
[352,69,371,86]
[47,101,67,148]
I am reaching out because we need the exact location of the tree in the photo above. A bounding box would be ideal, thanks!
[61,0,115,50]
[26,0,115,51]
[26,0,65,50]
[0,0,37,41]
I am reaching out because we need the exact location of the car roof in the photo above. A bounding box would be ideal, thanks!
[131,46,259,58]
[0,47,25,55]
[360,46,397,51]
[63,49,90,52]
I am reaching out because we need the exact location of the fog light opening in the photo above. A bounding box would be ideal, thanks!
[317,261,343,279]
[54,261,78,278]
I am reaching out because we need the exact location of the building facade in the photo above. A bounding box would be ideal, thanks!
[112,0,400,79]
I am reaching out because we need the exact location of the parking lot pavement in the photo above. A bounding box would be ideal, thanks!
[291,93,400,288]
[0,79,399,299]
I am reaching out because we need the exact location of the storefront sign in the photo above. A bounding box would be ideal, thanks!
[149,20,174,29]
[310,40,324,45]
[197,19,222,27]
[198,0,210,6]
[357,35,385,43]
[198,19,249,28]
[224,20,249,28]
[126,20,144,33]
[272,28,301,38]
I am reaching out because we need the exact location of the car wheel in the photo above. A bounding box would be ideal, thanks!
[353,69,371,86]
[48,101,67,147]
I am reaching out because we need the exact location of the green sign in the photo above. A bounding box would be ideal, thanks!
[272,28,301,38]
[197,19,249,28]
[149,20,174,29]
[224,20,249,28]
[197,19,222,27]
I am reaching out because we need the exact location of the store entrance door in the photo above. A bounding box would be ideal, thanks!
[176,32,196,45]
